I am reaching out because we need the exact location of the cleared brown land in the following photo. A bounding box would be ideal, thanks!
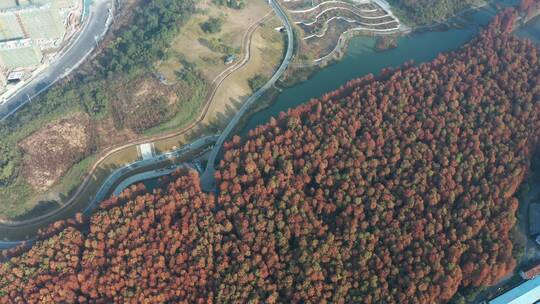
[18,113,95,191]
[110,76,181,132]
[93,118,138,149]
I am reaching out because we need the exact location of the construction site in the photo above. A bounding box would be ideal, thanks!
[0,0,82,97]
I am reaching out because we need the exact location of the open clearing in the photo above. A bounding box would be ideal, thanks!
[18,113,94,192]
[157,0,272,82]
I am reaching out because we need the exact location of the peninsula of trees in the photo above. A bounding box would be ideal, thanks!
[1,8,539,303]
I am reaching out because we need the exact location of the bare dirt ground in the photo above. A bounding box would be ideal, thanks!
[18,113,95,192]
[157,0,272,82]
[110,75,182,132]
[303,18,352,58]
[113,76,179,110]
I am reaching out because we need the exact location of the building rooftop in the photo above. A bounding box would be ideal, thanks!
[224,54,236,64]
[489,275,540,304]
[522,262,540,280]
[7,70,24,81]
[530,203,540,236]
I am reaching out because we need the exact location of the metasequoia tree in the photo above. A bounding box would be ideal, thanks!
[1,8,539,303]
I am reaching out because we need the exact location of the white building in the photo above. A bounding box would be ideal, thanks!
[489,276,540,304]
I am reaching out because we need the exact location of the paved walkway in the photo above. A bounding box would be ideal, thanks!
[200,0,295,191]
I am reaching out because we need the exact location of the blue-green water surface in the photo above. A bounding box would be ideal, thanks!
[238,5,502,136]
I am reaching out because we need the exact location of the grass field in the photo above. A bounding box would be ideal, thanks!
[0,0,286,220]
[157,0,272,81]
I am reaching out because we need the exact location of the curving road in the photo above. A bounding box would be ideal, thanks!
[0,135,218,247]
[0,9,272,248]
[200,0,295,191]
[110,163,192,197]
[0,0,113,120]
[0,0,292,247]
[82,134,217,215]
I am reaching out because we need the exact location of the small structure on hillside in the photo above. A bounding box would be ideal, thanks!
[224,54,236,65]
[153,72,167,84]
[7,70,24,83]
[489,275,540,304]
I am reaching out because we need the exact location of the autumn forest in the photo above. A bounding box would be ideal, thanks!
[0,7,539,304]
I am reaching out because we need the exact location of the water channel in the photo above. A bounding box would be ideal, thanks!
[239,2,517,136]
[2,0,537,244]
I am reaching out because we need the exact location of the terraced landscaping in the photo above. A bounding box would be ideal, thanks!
[284,0,406,62]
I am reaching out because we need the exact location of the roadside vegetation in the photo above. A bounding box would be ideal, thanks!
[247,74,267,92]
[213,0,246,9]
[389,0,540,26]
[201,17,224,33]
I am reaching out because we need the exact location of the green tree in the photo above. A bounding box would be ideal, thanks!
[248,74,267,92]
[201,17,223,34]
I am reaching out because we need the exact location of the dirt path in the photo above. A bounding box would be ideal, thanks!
[0,10,275,227]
